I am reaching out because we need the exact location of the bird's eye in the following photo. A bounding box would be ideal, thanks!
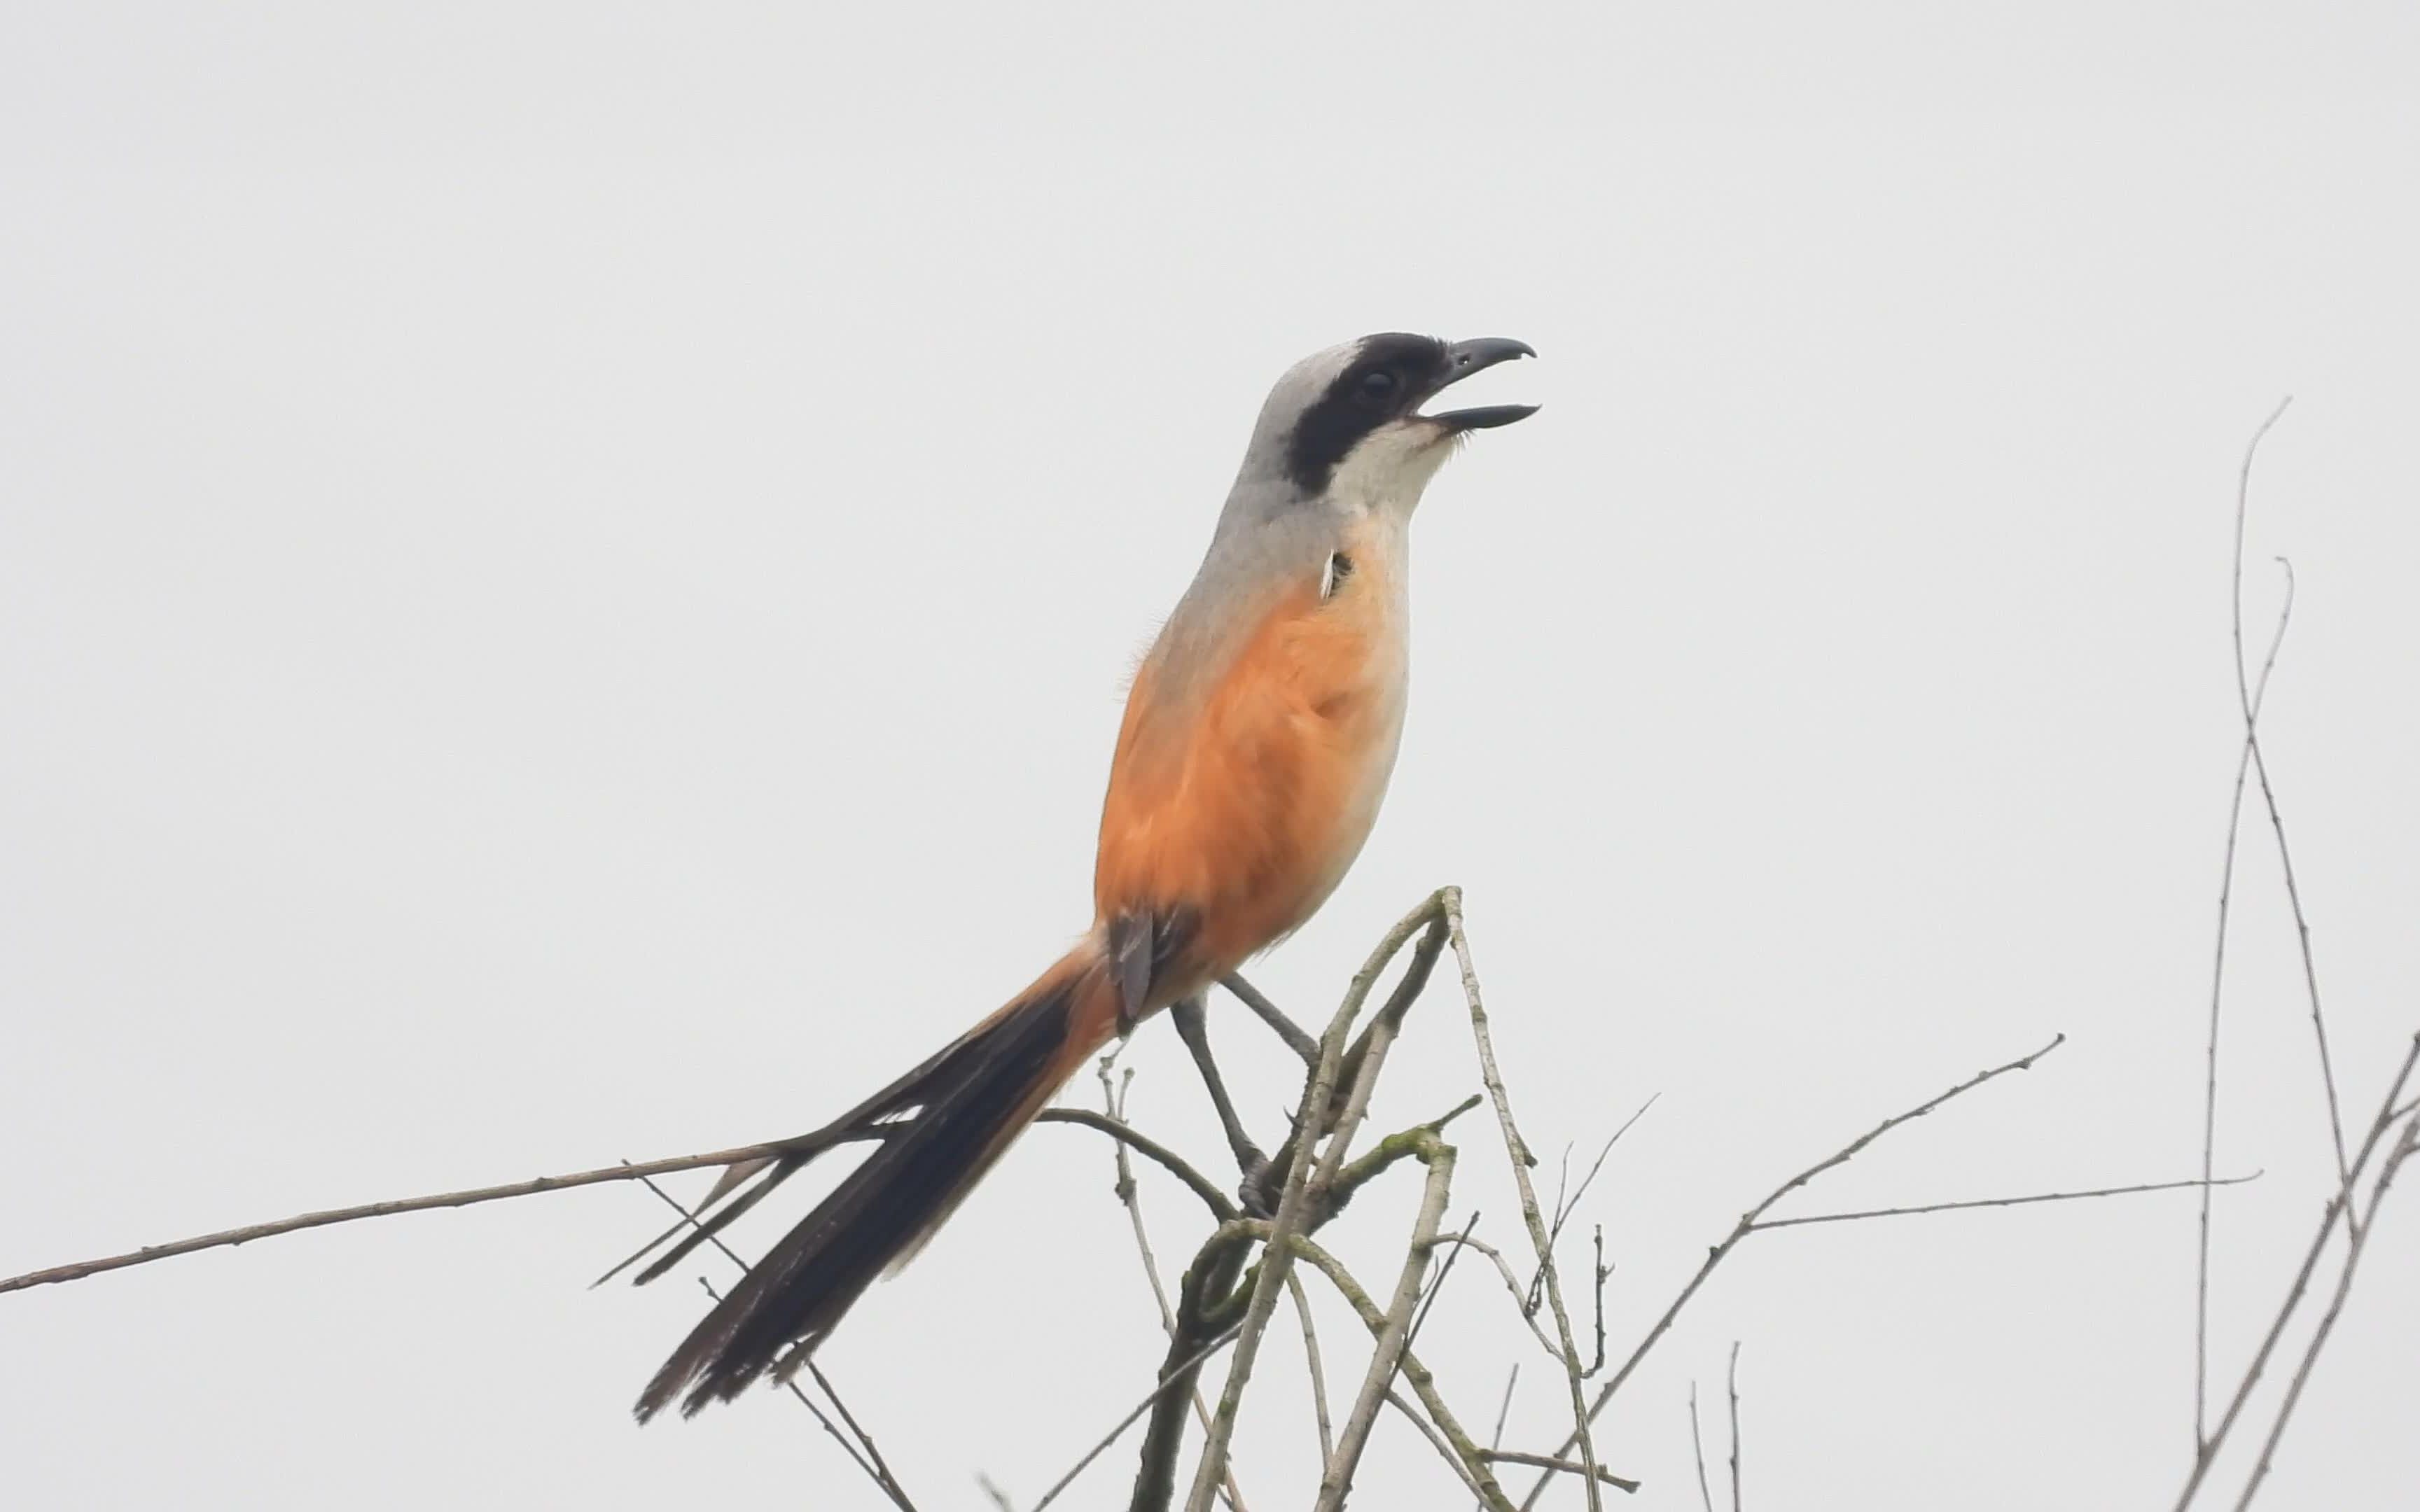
[1357,369,1398,401]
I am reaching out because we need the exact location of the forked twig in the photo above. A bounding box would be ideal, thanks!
[1517,1034,2067,1509]
[1531,1096,1657,1310]
[1182,892,1449,1512]
[2230,1116,2418,1509]
[2178,1032,2420,1509]
[1316,1141,1457,1511]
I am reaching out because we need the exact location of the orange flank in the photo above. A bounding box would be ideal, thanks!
[1095,549,1403,987]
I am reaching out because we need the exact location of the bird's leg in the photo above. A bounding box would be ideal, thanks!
[1169,994,1268,1184]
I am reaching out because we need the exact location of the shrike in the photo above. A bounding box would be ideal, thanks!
[634,332,1536,1421]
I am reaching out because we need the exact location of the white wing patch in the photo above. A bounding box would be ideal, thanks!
[1319,551,1354,603]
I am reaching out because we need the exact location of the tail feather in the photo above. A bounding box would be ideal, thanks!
[595,1020,994,1292]
[633,947,1113,1421]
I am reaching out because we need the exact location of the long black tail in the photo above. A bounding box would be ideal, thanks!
[633,947,1107,1421]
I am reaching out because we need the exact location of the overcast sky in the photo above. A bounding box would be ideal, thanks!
[5,4,2417,1508]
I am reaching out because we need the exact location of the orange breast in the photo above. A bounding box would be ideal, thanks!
[1094,564,1405,986]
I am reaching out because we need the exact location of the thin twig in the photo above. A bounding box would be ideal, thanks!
[1316,1137,1457,1512]
[1407,1212,1482,1357]
[1482,1450,1641,1494]
[1585,1226,1609,1378]
[1690,1381,1715,1512]
[1102,1063,1181,1332]
[803,1361,915,1512]
[1749,1173,2258,1231]
[1520,1034,2068,1510]
[2178,1032,2420,1508]
[0,1101,1228,1300]
[1532,1096,1657,1309]
[1725,1342,1744,1512]
[2231,1118,2418,1510]
[1033,1326,1242,1512]
[1288,1271,1337,1466]
[693,1276,913,1509]
[1447,888,1606,1511]
[1092,1063,1250,1512]
[634,1174,918,1511]
[1429,1233,1566,1359]
[2200,397,2295,1447]
[1,1127,903,1297]
[1384,1390,1496,1502]
[2239,619,2353,1195]
[1482,1368,1520,1512]
[1041,1108,1241,1224]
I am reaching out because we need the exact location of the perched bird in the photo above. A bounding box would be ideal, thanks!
[631,332,1536,1421]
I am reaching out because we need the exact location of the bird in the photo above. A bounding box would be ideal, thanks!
[629,331,1536,1421]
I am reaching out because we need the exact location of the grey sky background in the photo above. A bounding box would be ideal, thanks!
[5,4,2417,1508]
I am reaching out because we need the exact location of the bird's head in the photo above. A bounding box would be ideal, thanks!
[1237,332,1537,511]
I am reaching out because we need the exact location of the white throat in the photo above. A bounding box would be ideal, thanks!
[1324,423,1458,517]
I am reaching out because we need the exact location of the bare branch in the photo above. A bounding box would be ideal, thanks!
[1280,1228,1541,1511]
[0,1126,901,1298]
[693,1276,917,1510]
[1328,1097,1483,1214]
[1092,1062,1249,1512]
[1482,1368,1520,1512]
[1482,1450,1641,1495]
[1447,888,1606,1511]
[1036,1325,1242,1512]
[1427,1233,1566,1359]
[802,1361,916,1512]
[1749,1173,2258,1232]
[1519,1033,2066,1510]
[1317,1135,1456,1512]
[1288,1271,1337,1465]
[0,1096,1229,1302]
[2199,398,2297,1447]
[1129,1229,1254,1512]
[1534,1096,1658,1308]
[1584,1226,1609,1378]
[1040,1108,1241,1224]
[1689,1382,1715,1512]
[2179,1032,2420,1509]
[2231,1118,2419,1509]
[1725,1343,1744,1512]
[1388,1389,1497,1503]
[2223,413,2351,1195]
[1407,1211,1482,1358]
[634,1172,919,1510]
[1183,891,1449,1512]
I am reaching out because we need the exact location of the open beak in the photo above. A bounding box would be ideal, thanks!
[1421,337,1538,432]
